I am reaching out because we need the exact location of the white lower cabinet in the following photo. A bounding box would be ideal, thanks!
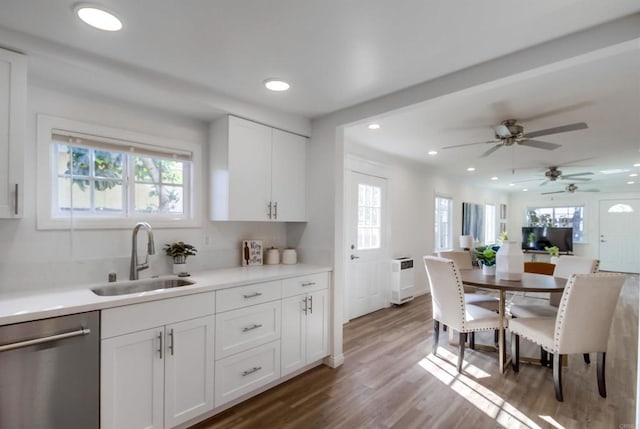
[281,288,329,377]
[101,293,216,429]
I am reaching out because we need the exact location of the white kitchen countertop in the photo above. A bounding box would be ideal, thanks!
[0,264,332,326]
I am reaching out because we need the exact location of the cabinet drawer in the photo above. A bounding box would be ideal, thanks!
[215,341,280,407]
[215,301,281,359]
[282,272,329,298]
[216,280,281,313]
[101,292,215,339]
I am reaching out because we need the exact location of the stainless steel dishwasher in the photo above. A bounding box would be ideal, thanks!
[0,311,100,429]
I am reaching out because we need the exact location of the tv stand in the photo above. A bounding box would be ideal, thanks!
[523,250,573,262]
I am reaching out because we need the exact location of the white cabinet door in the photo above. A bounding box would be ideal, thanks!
[280,295,306,377]
[227,116,272,220]
[306,289,329,363]
[164,315,215,429]
[101,327,164,429]
[271,129,306,221]
[0,48,26,218]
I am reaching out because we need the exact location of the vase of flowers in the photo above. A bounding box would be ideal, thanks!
[473,245,499,276]
[164,242,197,277]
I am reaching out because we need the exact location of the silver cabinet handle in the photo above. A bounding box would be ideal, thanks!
[273,201,278,219]
[267,201,272,219]
[302,282,316,287]
[242,323,263,332]
[168,328,174,356]
[309,295,313,314]
[303,296,308,314]
[350,255,360,260]
[242,366,262,377]
[0,328,90,352]
[157,331,163,359]
[14,183,18,215]
[243,292,263,299]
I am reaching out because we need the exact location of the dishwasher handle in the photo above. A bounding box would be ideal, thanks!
[0,328,91,352]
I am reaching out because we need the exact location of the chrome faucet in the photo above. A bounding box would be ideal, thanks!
[130,222,155,280]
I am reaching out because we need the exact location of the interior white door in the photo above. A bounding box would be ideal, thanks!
[346,171,390,320]
[599,199,640,273]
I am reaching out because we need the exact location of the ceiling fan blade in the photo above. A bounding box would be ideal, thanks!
[480,144,502,158]
[578,189,600,192]
[560,172,593,178]
[539,179,550,186]
[560,176,591,182]
[441,140,497,149]
[541,190,565,195]
[523,122,588,139]
[519,139,561,150]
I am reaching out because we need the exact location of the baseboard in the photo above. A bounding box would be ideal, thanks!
[324,353,345,368]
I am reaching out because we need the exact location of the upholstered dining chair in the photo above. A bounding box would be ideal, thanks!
[510,256,599,318]
[437,250,499,311]
[423,256,502,372]
[509,273,625,401]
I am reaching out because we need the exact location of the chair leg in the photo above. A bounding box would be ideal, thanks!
[511,333,520,372]
[494,329,499,346]
[469,332,475,349]
[433,320,440,355]
[541,348,548,367]
[583,353,591,364]
[553,353,564,401]
[458,332,466,373]
[597,352,607,398]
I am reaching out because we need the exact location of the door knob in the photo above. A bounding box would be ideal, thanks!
[350,254,360,260]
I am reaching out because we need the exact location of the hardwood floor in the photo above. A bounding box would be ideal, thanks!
[194,275,638,428]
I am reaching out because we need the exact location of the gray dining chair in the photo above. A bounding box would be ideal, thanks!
[509,272,625,401]
[423,256,502,372]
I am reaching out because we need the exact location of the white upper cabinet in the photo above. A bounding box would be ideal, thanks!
[210,115,307,221]
[0,48,26,218]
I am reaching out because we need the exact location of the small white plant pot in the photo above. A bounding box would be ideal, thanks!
[482,264,496,276]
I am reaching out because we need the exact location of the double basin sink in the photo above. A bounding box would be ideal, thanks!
[91,278,195,296]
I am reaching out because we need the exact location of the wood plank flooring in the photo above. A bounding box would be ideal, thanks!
[193,275,638,429]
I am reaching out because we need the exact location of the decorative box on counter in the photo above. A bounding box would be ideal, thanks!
[242,240,263,266]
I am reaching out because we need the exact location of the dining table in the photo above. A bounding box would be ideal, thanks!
[458,269,567,373]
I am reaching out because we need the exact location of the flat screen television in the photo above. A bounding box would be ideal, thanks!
[521,227,573,252]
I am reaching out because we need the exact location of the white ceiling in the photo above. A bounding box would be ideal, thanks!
[0,1,639,194]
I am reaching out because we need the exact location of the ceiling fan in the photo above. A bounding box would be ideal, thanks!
[541,183,600,195]
[539,166,593,186]
[442,119,588,158]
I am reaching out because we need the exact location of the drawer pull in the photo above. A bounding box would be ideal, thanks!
[243,292,263,299]
[303,297,308,314]
[242,366,262,377]
[309,295,313,314]
[302,282,316,287]
[242,323,263,332]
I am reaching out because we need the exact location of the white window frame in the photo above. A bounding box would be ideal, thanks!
[37,115,202,229]
[484,204,496,245]
[434,195,453,251]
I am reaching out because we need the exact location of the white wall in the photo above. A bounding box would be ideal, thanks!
[508,190,640,259]
[0,84,289,292]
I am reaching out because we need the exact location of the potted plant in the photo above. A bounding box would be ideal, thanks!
[473,244,499,275]
[164,242,197,276]
[545,245,560,264]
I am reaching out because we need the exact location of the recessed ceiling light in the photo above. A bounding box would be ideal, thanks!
[600,168,629,175]
[75,5,122,31]
[509,183,515,186]
[428,150,437,156]
[263,79,290,91]
[628,181,635,185]
[523,188,529,192]
[491,176,498,181]
[630,173,638,177]
[466,167,475,172]
[367,123,380,130]
[635,163,640,167]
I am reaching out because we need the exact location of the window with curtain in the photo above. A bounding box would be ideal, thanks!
[434,196,453,250]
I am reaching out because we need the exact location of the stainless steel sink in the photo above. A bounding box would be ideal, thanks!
[91,278,195,296]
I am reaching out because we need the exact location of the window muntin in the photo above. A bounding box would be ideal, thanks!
[434,196,453,250]
[357,183,382,250]
[527,206,585,242]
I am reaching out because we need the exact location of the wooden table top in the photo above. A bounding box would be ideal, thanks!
[459,269,567,293]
